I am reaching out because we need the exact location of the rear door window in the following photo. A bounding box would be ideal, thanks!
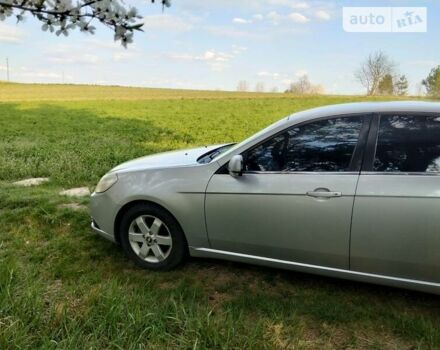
[374,115,440,173]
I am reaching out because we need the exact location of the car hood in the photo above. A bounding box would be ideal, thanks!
[111,144,227,173]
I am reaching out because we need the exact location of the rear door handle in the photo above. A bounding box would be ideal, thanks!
[306,188,342,198]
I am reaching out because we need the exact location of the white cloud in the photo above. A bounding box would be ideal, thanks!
[203,51,233,62]
[253,14,264,20]
[233,17,252,24]
[315,10,331,21]
[205,26,260,38]
[267,11,282,23]
[169,50,233,63]
[19,71,66,79]
[257,69,308,84]
[81,39,140,62]
[232,45,247,54]
[113,52,138,62]
[167,46,247,72]
[0,23,24,43]
[295,69,308,77]
[179,0,330,15]
[144,14,194,32]
[46,45,101,65]
[257,71,280,78]
[263,10,311,25]
[266,0,309,8]
[50,53,100,65]
[12,66,73,82]
[290,1,309,9]
[82,39,122,50]
[287,12,309,23]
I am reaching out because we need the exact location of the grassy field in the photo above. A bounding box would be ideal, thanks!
[0,82,439,349]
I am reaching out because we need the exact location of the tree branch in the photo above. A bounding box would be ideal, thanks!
[0,0,170,46]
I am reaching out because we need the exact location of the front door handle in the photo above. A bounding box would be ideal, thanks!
[306,188,342,198]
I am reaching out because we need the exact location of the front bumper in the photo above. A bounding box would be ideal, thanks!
[91,219,116,243]
[90,189,120,243]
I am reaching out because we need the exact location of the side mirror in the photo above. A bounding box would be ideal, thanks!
[228,155,243,177]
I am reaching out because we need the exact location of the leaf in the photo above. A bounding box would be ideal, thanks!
[129,23,144,31]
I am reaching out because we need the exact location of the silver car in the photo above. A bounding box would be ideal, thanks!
[91,102,440,295]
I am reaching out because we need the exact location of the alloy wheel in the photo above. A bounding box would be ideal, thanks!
[128,215,173,263]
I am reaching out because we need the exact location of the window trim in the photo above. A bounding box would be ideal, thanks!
[215,113,373,175]
[360,113,379,172]
[361,112,440,175]
[240,171,361,175]
[361,171,440,176]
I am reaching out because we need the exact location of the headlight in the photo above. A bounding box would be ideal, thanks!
[95,173,118,193]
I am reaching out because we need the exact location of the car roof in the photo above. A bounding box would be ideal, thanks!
[287,101,440,122]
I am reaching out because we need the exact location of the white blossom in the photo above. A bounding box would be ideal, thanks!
[0,0,171,45]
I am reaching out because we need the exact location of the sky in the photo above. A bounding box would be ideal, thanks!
[0,0,439,94]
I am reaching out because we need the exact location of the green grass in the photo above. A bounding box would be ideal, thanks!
[0,83,439,349]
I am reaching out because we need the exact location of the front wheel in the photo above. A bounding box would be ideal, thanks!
[119,203,187,271]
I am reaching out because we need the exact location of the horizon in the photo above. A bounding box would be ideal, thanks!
[1,80,431,100]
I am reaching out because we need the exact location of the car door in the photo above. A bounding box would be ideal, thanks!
[351,113,440,283]
[205,114,371,269]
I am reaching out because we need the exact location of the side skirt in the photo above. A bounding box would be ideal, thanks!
[189,247,440,295]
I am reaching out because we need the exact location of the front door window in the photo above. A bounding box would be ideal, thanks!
[244,116,364,172]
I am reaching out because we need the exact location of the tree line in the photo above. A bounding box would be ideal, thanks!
[356,50,440,97]
[354,51,440,98]
[237,51,439,97]
[236,75,323,94]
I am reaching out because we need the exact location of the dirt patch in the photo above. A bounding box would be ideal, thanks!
[189,262,268,308]
[157,281,175,290]
[57,203,88,211]
[265,322,298,350]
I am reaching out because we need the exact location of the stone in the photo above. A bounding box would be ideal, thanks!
[59,187,90,197]
[13,177,50,187]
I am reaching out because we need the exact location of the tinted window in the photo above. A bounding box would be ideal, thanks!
[244,116,363,172]
[374,115,440,172]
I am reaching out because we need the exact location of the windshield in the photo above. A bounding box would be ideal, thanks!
[197,144,236,164]
[210,117,289,162]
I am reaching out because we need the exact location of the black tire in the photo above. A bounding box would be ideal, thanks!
[119,203,187,271]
